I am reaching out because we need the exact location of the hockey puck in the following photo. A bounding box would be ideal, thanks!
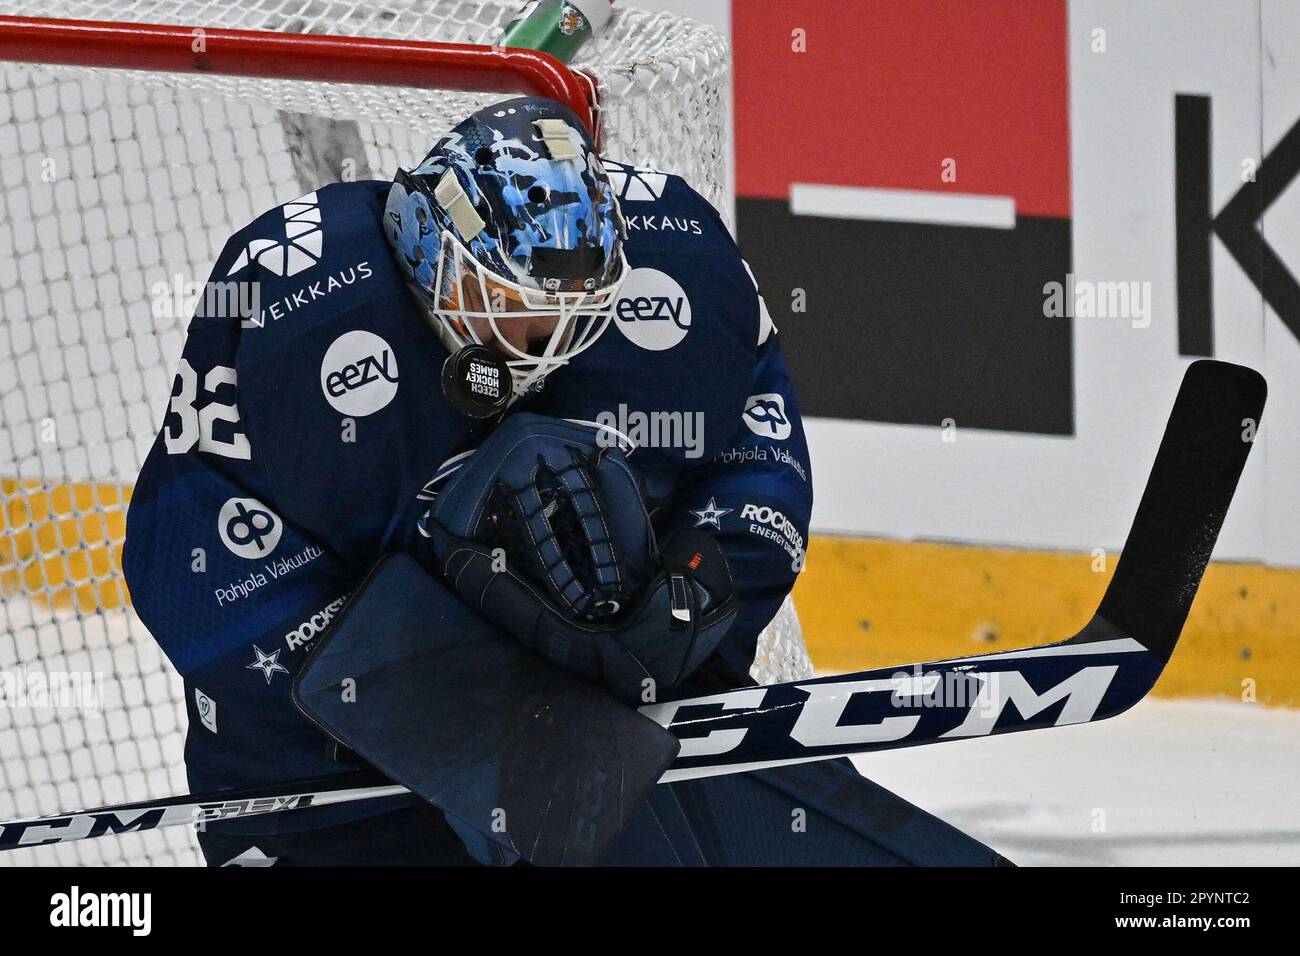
[442,345,512,418]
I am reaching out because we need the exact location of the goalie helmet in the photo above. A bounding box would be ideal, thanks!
[385,96,628,400]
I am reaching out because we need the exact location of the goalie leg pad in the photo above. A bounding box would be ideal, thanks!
[292,552,680,866]
[600,760,1009,866]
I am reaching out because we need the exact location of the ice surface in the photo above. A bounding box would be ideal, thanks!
[852,698,1300,865]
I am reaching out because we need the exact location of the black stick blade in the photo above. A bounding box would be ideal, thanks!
[1095,360,1266,659]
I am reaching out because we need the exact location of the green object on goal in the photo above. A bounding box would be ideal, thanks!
[498,0,613,63]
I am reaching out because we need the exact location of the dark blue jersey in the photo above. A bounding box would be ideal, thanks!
[123,163,812,818]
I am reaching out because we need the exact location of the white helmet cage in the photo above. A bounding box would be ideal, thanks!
[429,228,630,399]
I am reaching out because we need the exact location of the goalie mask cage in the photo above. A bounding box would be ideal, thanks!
[0,0,745,866]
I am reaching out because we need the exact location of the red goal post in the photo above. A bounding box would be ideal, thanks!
[0,14,602,142]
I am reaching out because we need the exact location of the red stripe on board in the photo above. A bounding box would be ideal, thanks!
[733,0,1071,218]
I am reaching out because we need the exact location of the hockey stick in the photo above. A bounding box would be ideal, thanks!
[0,771,406,852]
[0,360,1264,851]
[650,360,1264,778]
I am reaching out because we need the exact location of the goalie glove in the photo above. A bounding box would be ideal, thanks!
[424,413,738,702]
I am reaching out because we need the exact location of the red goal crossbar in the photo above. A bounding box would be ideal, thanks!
[0,15,601,139]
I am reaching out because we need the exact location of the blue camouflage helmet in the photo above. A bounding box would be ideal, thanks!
[385,96,629,397]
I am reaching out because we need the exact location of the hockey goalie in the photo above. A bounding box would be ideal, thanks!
[119,97,1011,866]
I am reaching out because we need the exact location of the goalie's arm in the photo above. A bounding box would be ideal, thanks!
[122,232,361,678]
[122,272,384,808]
[123,403,354,683]
[659,332,813,683]
[120,332,437,840]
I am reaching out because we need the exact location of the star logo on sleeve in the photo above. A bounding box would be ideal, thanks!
[246,645,290,685]
[690,497,733,530]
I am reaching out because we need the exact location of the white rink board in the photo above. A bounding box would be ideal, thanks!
[803,0,1300,568]
[853,698,1300,866]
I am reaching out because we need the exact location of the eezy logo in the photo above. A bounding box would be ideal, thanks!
[320,330,399,416]
[614,268,692,351]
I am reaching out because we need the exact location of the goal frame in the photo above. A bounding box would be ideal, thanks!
[0,4,785,867]
[0,14,602,140]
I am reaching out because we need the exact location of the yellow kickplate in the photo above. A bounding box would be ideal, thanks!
[1,479,132,613]
[4,484,1295,705]
[794,534,1300,708]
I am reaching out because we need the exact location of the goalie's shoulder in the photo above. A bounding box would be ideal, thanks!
[216,181,388,283]
[601,159,769,352]
[204,182,408,345]
[602,159,733,250]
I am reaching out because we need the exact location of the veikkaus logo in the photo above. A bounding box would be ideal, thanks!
[613,267,692,351]
[218,497,282,560]
[605,161,668,201]
[227,191,324,278]
[320,330,399,416]
[743,392,792,440]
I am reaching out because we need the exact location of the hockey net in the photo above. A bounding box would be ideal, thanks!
[0,0,807,867]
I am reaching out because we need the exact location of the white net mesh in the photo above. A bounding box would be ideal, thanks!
[750,595,813,690]
[0,1,805,868]
[0,0,732,209]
